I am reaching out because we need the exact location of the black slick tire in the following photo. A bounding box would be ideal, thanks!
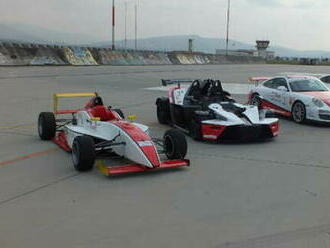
[38,112,56,140]
[163,129,187,159]
[72,136,96,172]
[156,98,170,124]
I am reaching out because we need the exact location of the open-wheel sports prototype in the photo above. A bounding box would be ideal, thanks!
[38,92,189,175]
[156,79,280,141]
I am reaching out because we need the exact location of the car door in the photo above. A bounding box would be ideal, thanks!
[271,78,291,111]
[260,79,276,104]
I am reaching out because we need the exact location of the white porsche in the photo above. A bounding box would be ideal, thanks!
[249,75,330,123]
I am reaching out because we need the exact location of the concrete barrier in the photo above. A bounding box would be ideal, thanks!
[30,46,66,65]
[157,53,172,65]
[0,42,266,66]
[0,43,35,65]
[195,55,206,64]
[63,47,97,65]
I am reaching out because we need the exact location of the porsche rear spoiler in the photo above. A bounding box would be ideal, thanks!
[161,79,196,86]
[249,77,271,86]
[53,92,98,115]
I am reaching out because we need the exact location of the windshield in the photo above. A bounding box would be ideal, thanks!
[289,78,329,92]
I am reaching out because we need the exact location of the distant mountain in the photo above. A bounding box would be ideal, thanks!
[94,35,330,58]
[1,22,330,58]
[92,35,254,53]
[0,22,96,45]
[271,46,330,58]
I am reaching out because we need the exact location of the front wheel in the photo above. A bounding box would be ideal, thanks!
[292,101,306,123]
[163,129,187,160]
[156,98,170,124]
[72,136,96,172]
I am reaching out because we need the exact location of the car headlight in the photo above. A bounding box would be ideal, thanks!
[312,98,324,108]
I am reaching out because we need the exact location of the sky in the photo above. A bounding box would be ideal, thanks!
[0,0,330,50]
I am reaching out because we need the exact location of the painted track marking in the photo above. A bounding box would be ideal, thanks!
[0,124,35,130]
[0,148,59,166]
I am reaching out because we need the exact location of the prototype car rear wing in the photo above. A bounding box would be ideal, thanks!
[161,79,196,86]
[53,92,98,115]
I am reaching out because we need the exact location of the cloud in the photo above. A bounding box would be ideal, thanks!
[0,0,330,51]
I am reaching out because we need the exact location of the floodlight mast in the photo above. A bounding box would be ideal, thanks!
[125,2,128,49]
[112,0,115,50]
[135,3,138,50]
[225,0,231,56]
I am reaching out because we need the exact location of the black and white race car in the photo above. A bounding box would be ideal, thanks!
[156,79,280,142]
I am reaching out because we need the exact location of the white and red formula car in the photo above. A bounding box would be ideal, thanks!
[249,75,330,123]
[38,92,189,175]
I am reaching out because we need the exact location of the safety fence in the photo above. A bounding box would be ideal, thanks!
[0,43,265,66]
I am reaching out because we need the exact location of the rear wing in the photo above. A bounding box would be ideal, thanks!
[53,92,98,115]
[249,77,271,86]
[161,79,196,86]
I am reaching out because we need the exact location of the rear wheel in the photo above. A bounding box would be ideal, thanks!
[292,101,306,123]
[156,98,170,124]
[163,129,187,159]
[72,136,96,172]
[38,112,56,140]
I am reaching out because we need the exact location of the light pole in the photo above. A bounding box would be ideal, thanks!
[225,0,231,56]
[135,3,138,50]
[124,2,128,50]
[112,0,115,50]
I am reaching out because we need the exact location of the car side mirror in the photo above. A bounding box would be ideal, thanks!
[277,86,288,92]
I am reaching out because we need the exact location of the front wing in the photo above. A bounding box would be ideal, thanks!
[97,159,190,175]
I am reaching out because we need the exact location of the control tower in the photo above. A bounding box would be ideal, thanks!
[256,40,270,58]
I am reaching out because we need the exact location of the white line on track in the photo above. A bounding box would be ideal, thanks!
[145,83,254,95]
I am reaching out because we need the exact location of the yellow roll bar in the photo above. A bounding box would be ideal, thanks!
[53,92,98,114]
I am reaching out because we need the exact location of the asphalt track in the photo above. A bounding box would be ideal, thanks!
[1,64,330,248]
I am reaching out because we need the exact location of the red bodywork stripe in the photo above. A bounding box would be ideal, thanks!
[260,99,292,117]
[55,110,79,115]
[300,91,330,107]
[104,159,190,175]
[111,121,161,167]
[201,124,226,141]
[269,121,280,137]
[168,86,179,104]
[53,131,71,151]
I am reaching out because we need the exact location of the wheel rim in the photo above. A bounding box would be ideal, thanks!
[293,103,305,122]
[72,142,79,165]
[164,135,174,157]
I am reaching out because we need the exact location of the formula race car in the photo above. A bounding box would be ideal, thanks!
[38,92,189,175]
[249,75,330,123]
[156,79,279,141]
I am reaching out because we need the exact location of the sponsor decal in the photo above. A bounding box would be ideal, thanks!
[138,141,153,147]
[203,135,217,140]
